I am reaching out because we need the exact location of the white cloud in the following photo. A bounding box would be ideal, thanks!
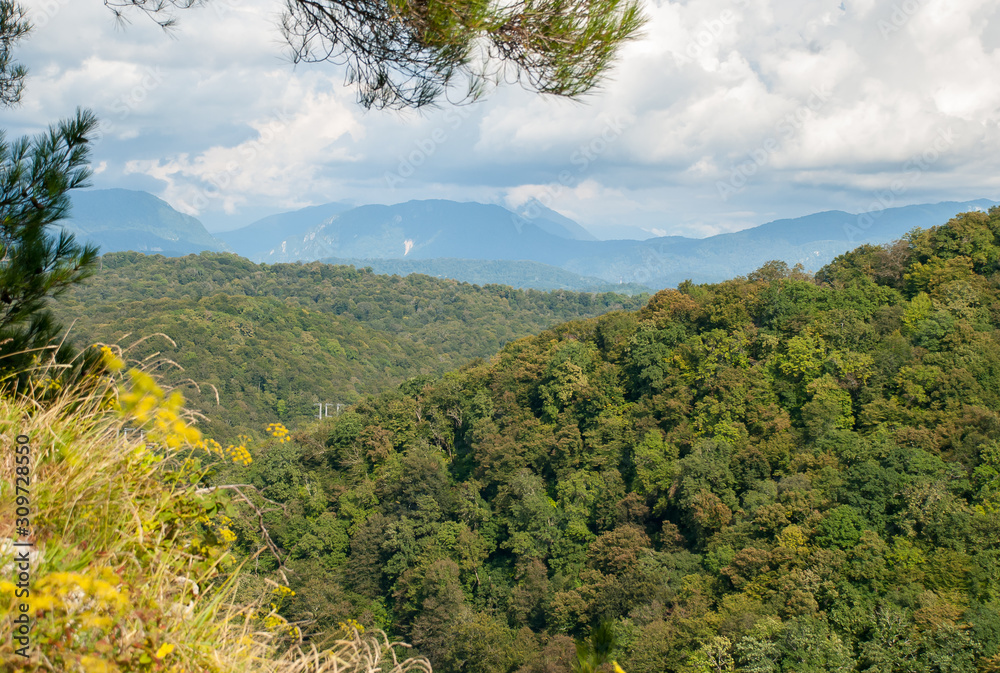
[9,0,1000,236]
[125,84,363,214]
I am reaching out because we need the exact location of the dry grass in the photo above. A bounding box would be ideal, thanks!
[0,362,430,673]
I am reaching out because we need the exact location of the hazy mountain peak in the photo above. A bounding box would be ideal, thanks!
[217,201,353,259]
[509,198,597,241]
[62,189,227,255]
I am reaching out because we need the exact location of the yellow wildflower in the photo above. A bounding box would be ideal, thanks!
[99,345,125,372]
[155,643,176,659]
[80,656,112,673]
[272,585,295,598]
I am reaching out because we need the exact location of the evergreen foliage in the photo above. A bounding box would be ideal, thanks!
[0,110,102,392]
[104,0,646,109]
[0,1,28,106]
[0,0,101,392]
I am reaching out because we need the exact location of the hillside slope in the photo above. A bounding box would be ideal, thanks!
[222,208,1000,673]
[54,252,645,441]
[318,257,651,293]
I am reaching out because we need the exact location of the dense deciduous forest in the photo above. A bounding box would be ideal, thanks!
[55,252,646,441]
[210,209,1000,673]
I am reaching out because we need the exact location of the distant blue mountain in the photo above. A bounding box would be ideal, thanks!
[510,198,597,241]
[564,199,999,287]
[255,198,997,288]
[216,201,352,259]
[255,200,589,263]
[62,189,227,256]
[61,190,999,290]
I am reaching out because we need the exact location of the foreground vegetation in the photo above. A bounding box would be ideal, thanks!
[0,356,432,672]
[55,253,645,442]
[218,209,1000,673]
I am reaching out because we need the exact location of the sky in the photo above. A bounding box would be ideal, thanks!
[8,0,1000,238]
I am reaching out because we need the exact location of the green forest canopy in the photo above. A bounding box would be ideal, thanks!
[210,208,1000,673]
[55,252,646,441]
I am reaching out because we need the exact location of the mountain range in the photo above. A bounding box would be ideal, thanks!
[60,189,998,290]
[214,201,353,258]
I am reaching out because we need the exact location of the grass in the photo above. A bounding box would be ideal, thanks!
[0,355,431,673]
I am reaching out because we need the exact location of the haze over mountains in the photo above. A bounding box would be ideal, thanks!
[215,201,353,258]
[61,189,998,290]
[62,189,230,256]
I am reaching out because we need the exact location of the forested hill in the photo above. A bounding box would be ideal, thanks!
[219,209,1000,673]
[54,252,646,440]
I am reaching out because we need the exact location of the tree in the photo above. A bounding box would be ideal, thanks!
[0,0,28,106]
[104,0,646,109]
[0,2,100,391]
[572,622,618,673]
[685,636,733,673]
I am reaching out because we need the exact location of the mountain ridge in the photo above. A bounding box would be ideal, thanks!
[63,189,998,290]
[318,256,651,294]
[62,188,228,256]
[215,201,353,258]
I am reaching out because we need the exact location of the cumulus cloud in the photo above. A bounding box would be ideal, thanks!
[124,83,364,215]
[9,0,1000,236]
